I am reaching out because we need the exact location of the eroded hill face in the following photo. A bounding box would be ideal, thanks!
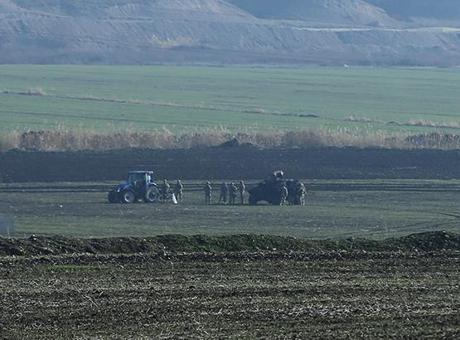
[231,0,460,24]
[368,0,460,21]
[0,0,19,12]
[3,0,251,18]
[1,0,460,65]
[229,0,397,27]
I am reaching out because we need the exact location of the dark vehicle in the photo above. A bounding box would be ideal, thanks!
[108,171,160,204]
[248,171,303,205]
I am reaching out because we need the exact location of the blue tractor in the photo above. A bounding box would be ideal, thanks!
[108,171,160,204]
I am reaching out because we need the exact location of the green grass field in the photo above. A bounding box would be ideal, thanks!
[2,180,459,239]
[1,65,460,134]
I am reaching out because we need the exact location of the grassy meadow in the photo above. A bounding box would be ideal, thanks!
[2,180,460,239]
[1,65,460,135]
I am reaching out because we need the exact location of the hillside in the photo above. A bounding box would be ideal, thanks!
[0,0,251,19]
[229,0,397,27]
[368,0,460,22]
[0,0,460,65]
[232,0,460,25]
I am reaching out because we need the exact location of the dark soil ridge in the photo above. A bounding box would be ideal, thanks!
[1,231,459,257]
[3,147,460,182]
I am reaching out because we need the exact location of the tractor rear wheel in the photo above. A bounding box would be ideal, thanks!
[121,190,136,204]
[108,191,119,203]
[144,187,160,203]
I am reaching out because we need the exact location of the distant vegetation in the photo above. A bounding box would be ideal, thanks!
[3,128,460,152]
[1,65,460,151]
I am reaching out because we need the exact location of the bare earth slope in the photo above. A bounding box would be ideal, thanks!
[1,0,460,65]
[229,0,397,27]
[2,0,251,19]
[233,0,460,25]
[368,0,460,24]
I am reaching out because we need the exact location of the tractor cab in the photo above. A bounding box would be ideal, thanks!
[127,171,154,188]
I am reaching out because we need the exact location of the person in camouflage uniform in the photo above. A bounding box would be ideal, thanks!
[280,183,288,206]
[174,179,184,202]
[229,182,238,205]
[238,180,246,205]
[161,179,170,201]
[204,181,212,205]
[298,182,306,206]
[219,182,228,204]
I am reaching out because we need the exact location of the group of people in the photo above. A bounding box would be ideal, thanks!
[204,181,246,205]
[160,179,183,202]
[159,179,247,205]
[160,178,306,206]
[279,180,306,206]
[216,181,246,205]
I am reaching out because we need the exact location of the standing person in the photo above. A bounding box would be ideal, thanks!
[297,182,307,206]
[299,182,306,206]
[280,183,288,206]
[204,181,212,205]
[161,179,170,201]
[238,180,246,205]
[229,182,238,205]
[219,182,228,204]
[174,179,184,202]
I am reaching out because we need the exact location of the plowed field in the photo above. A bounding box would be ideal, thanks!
[3,147,460,182]
[1,245,459,339]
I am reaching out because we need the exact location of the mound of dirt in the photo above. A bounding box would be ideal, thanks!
[1,231,459,257]
[0,235,163,256]
[406,133,460,149]
[390,231,460,251]
[217,138,255,148]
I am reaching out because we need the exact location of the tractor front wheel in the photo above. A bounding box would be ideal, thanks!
[121,190,136,204]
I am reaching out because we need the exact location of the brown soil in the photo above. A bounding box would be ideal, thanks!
[2,146,460,182]
[1,232,459,257]
[1,247,458,339]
